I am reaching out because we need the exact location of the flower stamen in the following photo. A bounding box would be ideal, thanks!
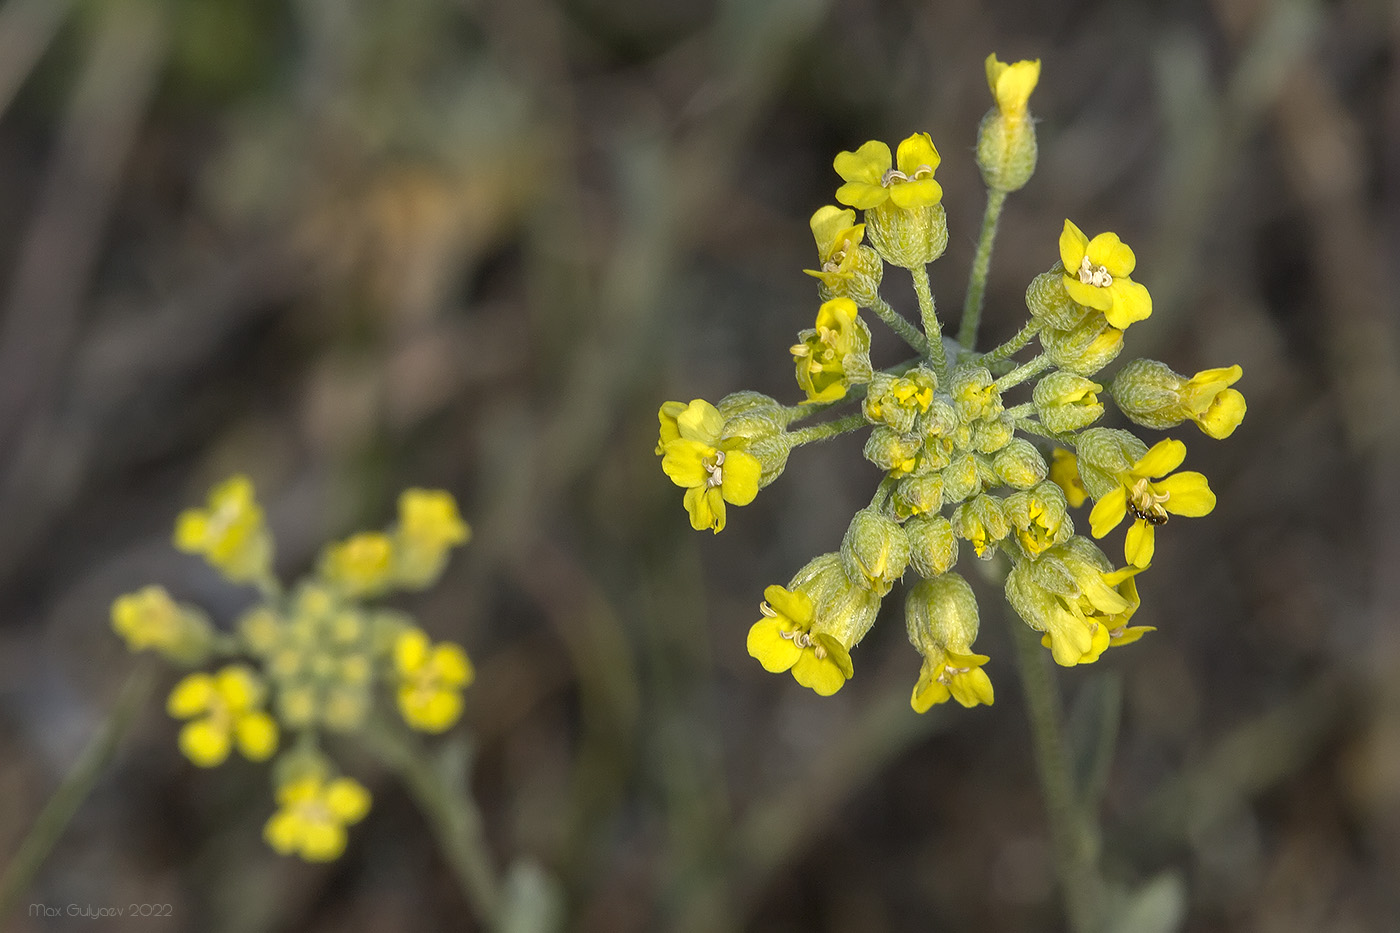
[703,450,726,488]
[1077,255,1113,288]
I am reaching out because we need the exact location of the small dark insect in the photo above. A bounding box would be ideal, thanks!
[1128,502,1169,525]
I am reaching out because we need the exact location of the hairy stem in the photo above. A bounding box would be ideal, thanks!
[786,412,867,447]
[361,722,501,929]
[958,188,1008,348]
[0,666,155,922]
[910,269,947,379]
[1009,618,1102,933]
[982,320,1041,365]
[868,295,930,357]
[994,353,1052,392]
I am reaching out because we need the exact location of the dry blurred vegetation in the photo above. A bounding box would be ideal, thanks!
[0,0,1397,930]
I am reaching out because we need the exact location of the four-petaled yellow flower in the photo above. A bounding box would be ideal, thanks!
[174,475,273,583]
[834,134,943,211]
[804,206,867,289]
[746,585,853,696]
[1049,448,1088,508]
[1089,438,1216,567]
[659,399,762,533]
[985,54,1040,122]
[1182,365,1247,439]
[264,773,371,862]
[395,628,475,733]
[1059,221,1152,331]
[791,297,870,404]
[167,666,279,767]
[1039,564,1154,654]
[911,648,994,712]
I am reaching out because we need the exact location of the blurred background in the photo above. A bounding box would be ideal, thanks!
[0,0,1396,929]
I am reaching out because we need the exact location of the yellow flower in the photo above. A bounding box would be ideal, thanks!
[985,54,1040,122]
[803,205,867,289]
[1059,221,1152,330]
[1182,365,1247,439]
[1088,438,1216,567]
[394,489,470,588]
[1039,564,1154,653]
[264,774,371,862]
[167,666,278,767]
[746,585,854,696]
[1049,448,1088,508]
[173,475,273,583]
[111,586,211,663]
[1006,539,1134,666]
[659,399,763,533]
[791,297,871,404]
[911,649,994,711]
[834,134,943,211]
[395,628,474,733]
[321,532,395,597]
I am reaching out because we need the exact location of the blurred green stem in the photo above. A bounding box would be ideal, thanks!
[0,665,155,922]
[910,269,947,379]
[958,188,1008,348]
[1009,619,1102,933]
[868,295,930,357]
[786,413,866,447]
[361,721,501,930]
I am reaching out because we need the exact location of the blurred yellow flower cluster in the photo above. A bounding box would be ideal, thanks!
[112,477,476,862]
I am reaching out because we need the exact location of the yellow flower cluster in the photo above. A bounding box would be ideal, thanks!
[652,52,1244,713]
[112,476,478,862]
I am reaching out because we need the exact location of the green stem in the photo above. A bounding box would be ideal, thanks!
[910,269,947,379]
[361,722,501,929]
[868,295,930,357]
[1008,618,1102,933]
[994,353,1052,392]
[958,188,1008,348]
[1012,417,1077,448]
[1003,402,1034,420]
[981,320,1041,365]
[786,412,867,447]
[0,666,155,922]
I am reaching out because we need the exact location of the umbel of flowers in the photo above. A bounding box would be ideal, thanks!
[112,476,474,862]
[655,54,1245,712]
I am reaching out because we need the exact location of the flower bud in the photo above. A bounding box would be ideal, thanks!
[745,434,794,488]
[1110,360,1246,439]
[1040,315,1124,376]
[864,426,922,476]
[804,206,884,308]
[892,473,945,520]
[951,494,1009,559]
[111,586,214,665]
[792,298,873,403]
[906,514,958,577]
[1074,428,1148,498]
[1003,482,1072,559]
[841,508,910,596]
[905,572,981,655]
[916,397,959,440]
[816,246,885,309]
[864,369,936,434]
[970,416,1014,454]
[1025,267,1092,331]
[940,452,982,503]
[977,55,1041,192]
[949,366,1003,422]
[992,438,1048,489]
[1033,372,1104,433]
[865,201,949,269]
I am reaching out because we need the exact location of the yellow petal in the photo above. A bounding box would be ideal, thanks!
[325,778,372,823]
[1089,486,1127,538]
[656,400,688,454]
[179,719,231,768]
[720,450,762,506]
[993,59,1040,117]
[215,665,263,712]
[809,205,857,253]
[1045,615,1093,667]
[895,132,940,177]
[1059,220,1089,271]
[1195,388,1246,439]
[792,651,847,696]
[661,439,713,489]
[1085,232,1136,277]
[814,635,855,679]
[676,399,724,445]
[834,181,889,210]
[234,712,279,761]
[888,177,942,209]
[747,618,802,673]
[298,822,347,862]
[1156,471,1216,516]
[394,628,430,675]
[833,140,891,185]
[1063,276,1114,312]
[1109,625,1155,646]
[1134,438,1186,478]
[1103,278,1152,329]
[432,643,475,688]
[1124,519,1155,568]
[264,810,303,855]
[167,674,215,718]
[911,664,951,713]
[763,585,813,626]
[173,510,208,551]
[949,667,995,708]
